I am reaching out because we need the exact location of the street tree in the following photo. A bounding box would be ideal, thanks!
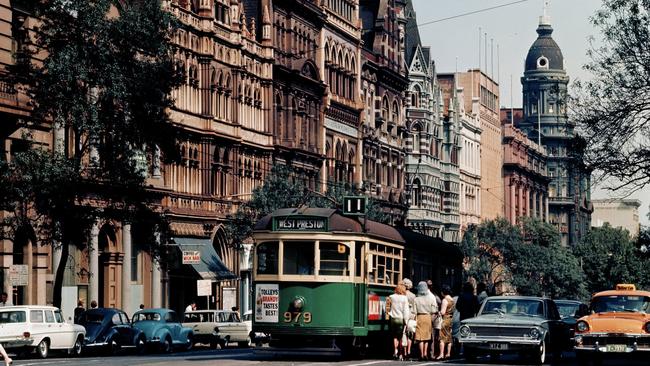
[573,0,650,191]
[575,224,645,294]
[510,218,587,300]
[0,0,182,307]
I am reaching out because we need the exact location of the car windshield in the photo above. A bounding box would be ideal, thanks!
[81,313,105,324]
[591,295,650,314]
[132,312,161,322]
[481,299,544,317]
[556,302,580,318]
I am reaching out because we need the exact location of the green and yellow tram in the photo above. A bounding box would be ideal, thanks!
[251,207,462,355]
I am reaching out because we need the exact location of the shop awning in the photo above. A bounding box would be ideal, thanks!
[171,237,237,281]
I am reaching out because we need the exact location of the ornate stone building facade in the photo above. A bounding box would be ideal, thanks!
[502,124,549,224]
[518,12,591,246]
[359,0,409,224]
[403,2,447,239]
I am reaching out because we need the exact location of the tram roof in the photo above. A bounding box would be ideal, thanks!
[254,208,405,244]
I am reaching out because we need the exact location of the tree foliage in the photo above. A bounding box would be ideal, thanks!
[575,224,646,294]
[573,0,650,191]
[0,0,182,307]
[225,165,389,248]
[460,218,587,299]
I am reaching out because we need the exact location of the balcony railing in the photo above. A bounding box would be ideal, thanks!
[0,80,18,102]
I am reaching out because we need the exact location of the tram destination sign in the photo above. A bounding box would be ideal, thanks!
[272,216,328,232]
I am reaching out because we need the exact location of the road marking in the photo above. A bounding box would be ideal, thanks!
[345,361,388,366]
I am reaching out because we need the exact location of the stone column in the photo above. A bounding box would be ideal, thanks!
[510,178,516,223]
[121,223,132,314]
[532,191,538,219]
[151,233,162,308]
[525,187,531,218]
[89,222,99,306]
[545,195,550,221]
[539,193,545,221]
[518,183,524,221]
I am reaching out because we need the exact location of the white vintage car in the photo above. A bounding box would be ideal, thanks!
[183,310,251,348]
[0,305,86,358]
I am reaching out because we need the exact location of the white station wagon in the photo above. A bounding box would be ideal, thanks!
[0,305,86,358]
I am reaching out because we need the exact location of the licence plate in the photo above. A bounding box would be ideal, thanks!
[605,344,626,353]
[489,343,509,350]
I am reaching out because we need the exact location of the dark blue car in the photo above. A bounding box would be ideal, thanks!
[79,308,146,355]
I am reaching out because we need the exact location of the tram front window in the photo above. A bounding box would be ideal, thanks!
[257,242,279,275]
[319,242,349,276]
[283,241,315,275]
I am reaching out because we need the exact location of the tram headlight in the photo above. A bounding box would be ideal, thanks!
[459,325,471,338]
[290,296,305,311]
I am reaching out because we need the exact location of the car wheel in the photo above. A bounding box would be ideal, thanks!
[162,336,173,353]
[210,340,219,349]
[71,336,83,357]
[109,337,121,356]
[533,339,547,365]
[35,339,50,359]
[185,334,194,351]
[136,336,147,355]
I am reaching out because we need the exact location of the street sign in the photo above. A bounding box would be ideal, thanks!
[182,250,201,264]
[9,264,28,286]
[197,279,212,297]
[343,196,367,216]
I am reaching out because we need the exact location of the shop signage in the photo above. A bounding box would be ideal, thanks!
[9,264,28,287]
[272,216,328,232]
[197,279,212,297]
[182,250,201,264]
[255,284,279,323]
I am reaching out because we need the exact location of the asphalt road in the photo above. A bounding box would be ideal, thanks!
[5,348,648,366]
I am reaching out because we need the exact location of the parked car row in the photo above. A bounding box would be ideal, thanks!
[457,284,650,365]
[0,305,268,360]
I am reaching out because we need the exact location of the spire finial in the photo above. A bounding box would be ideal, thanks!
[539,0,551,26]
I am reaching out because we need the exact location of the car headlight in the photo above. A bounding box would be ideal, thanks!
[576,321,589,332]
[574,335,583,346]
[459,325,471,338]
[529,328,541,340]
[645,322,650,333]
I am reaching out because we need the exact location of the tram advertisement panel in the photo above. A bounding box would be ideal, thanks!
[368,292,387,321]
[255,284,279,323]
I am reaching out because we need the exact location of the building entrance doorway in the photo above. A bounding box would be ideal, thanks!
[98,224,122,308]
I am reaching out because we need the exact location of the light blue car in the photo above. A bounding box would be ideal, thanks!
[131,309,193,353]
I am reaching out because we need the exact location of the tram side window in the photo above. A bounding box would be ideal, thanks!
[319,242,349,276]
[367,243,402,285]
[257,242,279,275]
[283,241,315,275]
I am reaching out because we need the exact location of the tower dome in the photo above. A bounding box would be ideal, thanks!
[525,18,564,71]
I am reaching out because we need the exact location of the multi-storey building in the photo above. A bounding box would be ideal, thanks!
[592,199,642,238]
[359,0,409,224]
[456,70,503,221]
[403,1,446,239]
[502,124,549,224]
[436,74,463,243]
[321,0,363,190]
[518,10,591,246]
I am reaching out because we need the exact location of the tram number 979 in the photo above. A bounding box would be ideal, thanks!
[283,311,312,324]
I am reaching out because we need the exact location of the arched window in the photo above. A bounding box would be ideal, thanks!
[412,178,422,207]
[381,97,390,120]
[412,125,421,153]
[392,100,399,122]
[411,85,421,108]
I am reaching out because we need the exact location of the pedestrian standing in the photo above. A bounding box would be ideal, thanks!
[73,300,85,324]
[413,281,436,361]
[427,280,442,359]
[185,301,196,313]
[436,285,455,360]
[139,304,145,310]
[90,300,98,309]
[0,292,10,307]
[400,278,416,358]
[0,343,12,366]
[477,283,488,305]
[456,282,479,321]
[387,284,410,360]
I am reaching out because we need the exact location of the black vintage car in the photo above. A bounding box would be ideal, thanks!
[78,308,146,355]
[554,300,589,338]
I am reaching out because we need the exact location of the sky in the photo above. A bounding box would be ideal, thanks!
[412,0,649,226]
